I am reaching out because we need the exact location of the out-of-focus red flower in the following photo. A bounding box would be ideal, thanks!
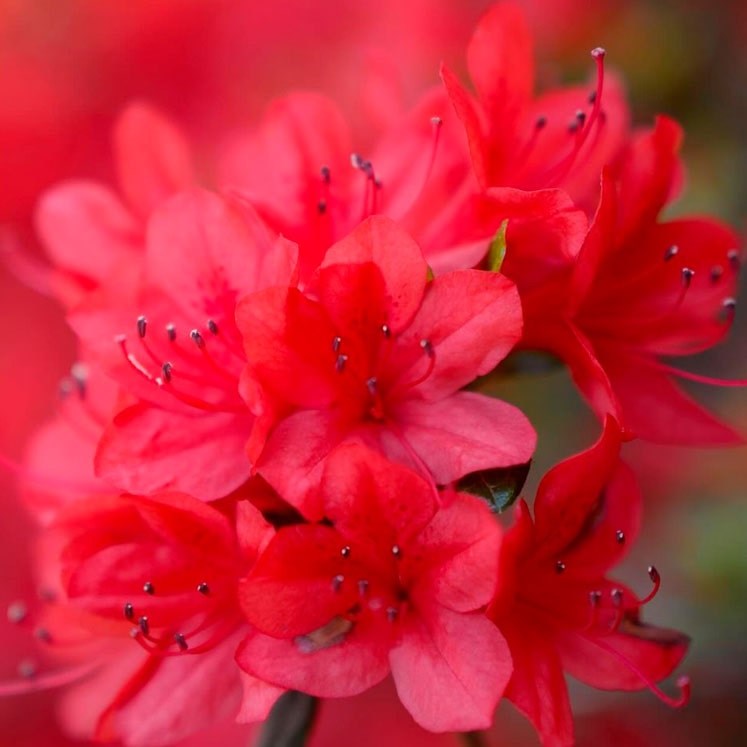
[237,215,535,517]
[521,117,743,445]
[489,417,690,746]
[238,443,510,732]
[31,491,279,744]
[441,1,630,213]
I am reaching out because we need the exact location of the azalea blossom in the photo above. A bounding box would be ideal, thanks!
[237,443,510,732]
[489,417,690,745]
[237,214,536,517]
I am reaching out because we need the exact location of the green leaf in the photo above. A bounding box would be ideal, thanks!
[486,219,509,273]
[256,691,318,747]
[457,461,531,513]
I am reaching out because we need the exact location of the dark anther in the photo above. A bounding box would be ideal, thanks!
[591,47,607,59]
[332,336,342,353]
[70,362,88,397]
[386,607,398,623]
[197,582,210,595]
[174,633,189,651]
[358,579,369,596]
[648,565,660,584]
[138,616,150,636]
[615,529,625,544]
[366,377,377,395]
[588,90,597,104]
[332,574,344,592]
[392,545,402,558]
[335,354,348,373]
[317,200,327,214]
[664,245,679,261]
[207,319,219,335]
[420,339,434,357]
[727,249,741,270]
[611,588,624,606]
[430,115,443,127]
[34,627,52,642]
[681,267,694,286]
[137,316,147,338]
[7,601,28,624]
[350,153,373,177]
[710,266,724,283]
[589,590,602,606]
[535,115,548,129]
[124,602,134,620]
[190,329,206,349]
[18,660,37,679]
[575,109,586,126]
[721,297,737,322]
[166,323,177,342]
[568,120,579,134]
[381,324,391,338]
[555,560,566,574]
[320,166,331,183]
[143,581,155,595]
[341,546,351,558]
[161,362,173,382]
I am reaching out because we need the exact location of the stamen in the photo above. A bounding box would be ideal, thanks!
[664,245,679,261]
[727,249,741,271]
[721,297,737,323]
[381,324,391,339]
[650,358,747,388]
[161,362,173,382]
[138,616,150,636]
[7,601,28,625]
[190,329,206,349]
[18,660,36,679]
[320,166,331,184]
[166,323,177,342]
[710,266,723,283]
[174,633,189,651]
[358,580,369,597]
[116,335,156,382]
[137,315,147,338]
[335,354,348,373]
[197,582,210,595]
[341,546,351,558]
[143,581,155,595]
[124,602,134,620]
[386,607,398,623]
[207,319,219,335]
[639,566,661,605]
[556,560,566,574]
[392,545,402,559]
[583,590,603,631]
[332,336,342,353]
[34,627,52,642]
[616,529,626,544]
[366,377,378,396]
[332,574,344,592]
[681,267,694,286]
[317,200,327,214]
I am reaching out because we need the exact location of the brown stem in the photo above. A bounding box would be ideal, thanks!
[254,691,319,747]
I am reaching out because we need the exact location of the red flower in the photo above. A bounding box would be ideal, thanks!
[441,1,630,212]
[35,490,281,744]
[66,188,298,499]
[522,117,744,444]
[237,444,510,732]
[237,215,535,517]
[488,417,690,746]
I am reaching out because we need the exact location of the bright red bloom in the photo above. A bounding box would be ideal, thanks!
[441,1,630,212]
[237,444,510,732]
[488,417,690,746]
[237,215,536,517]
[35,490,281,744]
[522,117,744,444]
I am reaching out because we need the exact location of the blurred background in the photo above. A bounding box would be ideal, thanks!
[1,1,745,744]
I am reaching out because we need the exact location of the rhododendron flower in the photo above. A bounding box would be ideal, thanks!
[489,417,690,746]
[521,117,744,444]
[237,443,510,732]
[238,215,536,516]
[67,188,299,499]
[441,1,630,212]
[32,490,281,744]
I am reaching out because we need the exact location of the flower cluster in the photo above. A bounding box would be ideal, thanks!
[2,3,742,746]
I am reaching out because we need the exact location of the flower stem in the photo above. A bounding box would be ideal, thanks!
[255,691,319,747]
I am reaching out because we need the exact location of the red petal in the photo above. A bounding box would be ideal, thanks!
[395,392,537,484]
[409,492,501,612]
[320,216,428,334]
[390,269,522,400]
[533,416,622,558]
[95,403,253,500]
[114,102,194,219]
[239,524,356,638]
[322,443,436,547]
[236,672,285,724]
[35,181,142,288]
[236,622,390,698]
[503,617,574,747]
[390,605,511,732]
